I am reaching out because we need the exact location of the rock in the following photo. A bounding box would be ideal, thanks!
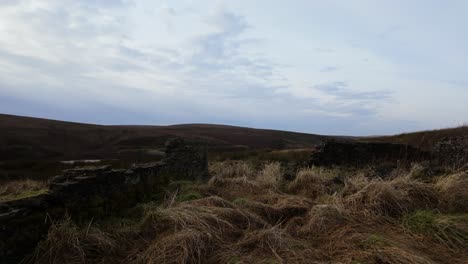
[310,139,430,167]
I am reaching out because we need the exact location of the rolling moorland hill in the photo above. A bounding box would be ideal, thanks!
[2,113,467,161]
[0,113,329,161]
[367,126,468,150]
[1,116,468,263]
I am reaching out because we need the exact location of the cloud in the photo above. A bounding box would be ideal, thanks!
[320,66,338,72]
[312,81,392,116]
[314,47,334,53]
[314,82,391,102]
[0,2,290,126]
[3,1,464,135]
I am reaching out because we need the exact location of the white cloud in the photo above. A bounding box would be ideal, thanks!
[0,0,467,135]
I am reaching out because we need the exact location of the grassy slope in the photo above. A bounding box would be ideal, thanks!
[366,126,468,150]
[0,114,327,161]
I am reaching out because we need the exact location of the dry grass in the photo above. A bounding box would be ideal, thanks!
[138,229,212,264]
[345,177,438,217]
[256,162,283,188]
[25,217,120,264]
[0,179,47,201]
[341,173,370,196]
[403,210,468,251]
[206,176,264,200]
[300,204,349,236]
[435,172,468,213]
[209,161,255,179]
[25,160,468,264]
[287,167,331,199]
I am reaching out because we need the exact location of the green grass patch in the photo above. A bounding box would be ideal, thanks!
[0,188,48,202]
[361,234,385,249]
[168,180,205,202]
[403,210,468,249]
[403,210,436,234]
[232,197,248,205]
[177,191,203,202]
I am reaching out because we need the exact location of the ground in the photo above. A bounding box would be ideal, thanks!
[17,160,468,264]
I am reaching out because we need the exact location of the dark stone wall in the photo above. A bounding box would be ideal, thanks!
[432,136,468,165]
[309,140,431,167]
[0,138,208,263]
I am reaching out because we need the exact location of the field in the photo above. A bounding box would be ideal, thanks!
[0,113,327,183]
[4,159,464,264]
[1,115,468,263]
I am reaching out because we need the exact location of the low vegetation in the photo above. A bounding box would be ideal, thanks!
[21,161,468,263]
[0,179,48,202]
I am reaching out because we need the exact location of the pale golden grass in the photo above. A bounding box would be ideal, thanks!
[287,167,330,199]
[341,173,370,196]
[256,162,283,188]
[209,161,255,179]
[300,204,349,236]
[435,172,468,213]
[207,176,264,200]
[345,176,438,217]
[433,214,468,249]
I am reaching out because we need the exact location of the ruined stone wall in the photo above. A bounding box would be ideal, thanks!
[0,138,208,263]
[432,136,468,165]
[309,140,431,167]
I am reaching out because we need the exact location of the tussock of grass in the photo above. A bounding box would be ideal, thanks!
[207,176,264,200]
[209,161,255,179]
[403,210,468,250]
[25,217,120,264]
[236,225,298,257]
[256,162,283,189]
[345,178,438,217]
[287,167,330,199]
[345,181,409,217]
[341,173,370,196]
[238,199,309,225]
[435,172,468,213]
[300,204,348,236]
[138,229,212,264]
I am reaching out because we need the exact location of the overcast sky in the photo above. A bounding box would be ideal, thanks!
[0,0,467,135]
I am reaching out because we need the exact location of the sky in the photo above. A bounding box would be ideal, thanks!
[0,0,467,136]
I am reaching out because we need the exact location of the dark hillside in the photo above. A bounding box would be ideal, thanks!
[366,126,468,150]
[0,114,328,161]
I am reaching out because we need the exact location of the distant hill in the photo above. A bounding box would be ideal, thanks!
[0,114,329,160]
[365,126,468,150]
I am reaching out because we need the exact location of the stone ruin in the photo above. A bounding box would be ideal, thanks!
[309,136,468,168]
[309,139,431,167]
[0,138,209,263]
[433,136,468,165]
